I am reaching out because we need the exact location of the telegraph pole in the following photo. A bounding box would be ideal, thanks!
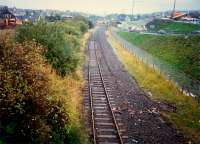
[131,0,135,21]
[171,0,177,18]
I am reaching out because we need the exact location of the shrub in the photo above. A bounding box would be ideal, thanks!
[0,36,73,143]
[0,16,90,143]
[0,37,50,143]
[15,19,88,77]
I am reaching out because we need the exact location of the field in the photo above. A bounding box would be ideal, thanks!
[108,30,200,143]
[117,31,200,81]
[146,19,200,33]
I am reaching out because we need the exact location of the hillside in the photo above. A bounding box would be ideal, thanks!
[118,31,200,81]
[146,19,200,34]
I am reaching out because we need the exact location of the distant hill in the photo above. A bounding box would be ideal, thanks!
[146,19,200,34]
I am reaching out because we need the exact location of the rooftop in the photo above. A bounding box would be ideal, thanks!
[0,6,15,19]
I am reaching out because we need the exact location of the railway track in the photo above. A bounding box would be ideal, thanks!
[86,34,128,144]
[84,26,187,144]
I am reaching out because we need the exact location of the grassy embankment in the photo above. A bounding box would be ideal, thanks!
[147,19,200,33]
[0,17,91,144]
[108,30,200,143]
[48,31,91,144]
[118,31,200,81]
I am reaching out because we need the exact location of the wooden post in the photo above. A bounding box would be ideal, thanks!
[5,19,8,26]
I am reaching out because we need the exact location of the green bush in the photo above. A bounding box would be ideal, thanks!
[0,39,50,143]
[15,18,89,76]
[0,16,90,143]
[0,36,82,144]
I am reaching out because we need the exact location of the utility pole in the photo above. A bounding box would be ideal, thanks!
[131,0,135,21]
[171,0,177,18]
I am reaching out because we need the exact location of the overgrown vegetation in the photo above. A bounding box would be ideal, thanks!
[108,30,200,143]
[146,19,200,33]
[15,17,89,76]
[0,17,90,143]
[118,31,200,81]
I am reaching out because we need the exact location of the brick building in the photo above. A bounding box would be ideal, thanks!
[0,6,22,29]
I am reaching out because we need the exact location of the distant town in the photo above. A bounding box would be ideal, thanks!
[106,10,200,34]
[0,5,200,34]
[0,5,97,28]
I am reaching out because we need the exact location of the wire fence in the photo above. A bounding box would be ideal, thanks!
[111,30,200,101]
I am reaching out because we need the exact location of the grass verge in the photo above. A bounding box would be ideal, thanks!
[117,31,200,81]
[108,30,200,143]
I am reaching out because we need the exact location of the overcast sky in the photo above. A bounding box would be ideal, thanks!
[1,0,200,15]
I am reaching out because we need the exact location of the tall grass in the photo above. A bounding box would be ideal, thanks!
[108,30,200,143]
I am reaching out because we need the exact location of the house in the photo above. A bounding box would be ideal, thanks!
[0,6,22,29]
[171,11,200,24]
[61,15,73,20]
[181,15,200,24]
[171,11,187,20]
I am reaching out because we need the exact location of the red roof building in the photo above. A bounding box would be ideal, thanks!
[0,6,22,29]
[171,11,187,20]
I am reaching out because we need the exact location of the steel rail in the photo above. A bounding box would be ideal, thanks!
[94,39,124,144]
[88,38,97,144]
